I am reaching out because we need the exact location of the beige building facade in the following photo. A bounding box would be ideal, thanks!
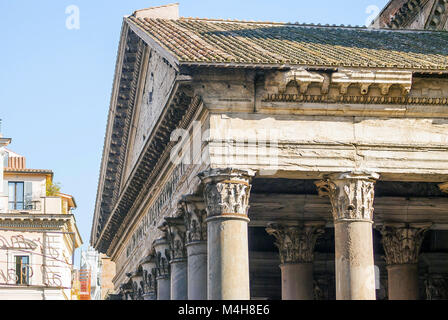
[91,4,448,300]
[0,137,82,300]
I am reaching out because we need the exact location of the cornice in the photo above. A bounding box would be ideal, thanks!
[0,214,73,230]
[425,0,448,30]
[263,93,448,105]
[91,21,131,245]
[92,26,146,247]
[388,0,431,29]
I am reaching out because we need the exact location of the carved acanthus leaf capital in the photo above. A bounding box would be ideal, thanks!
[198,168,255,218]
[153,236,171,278]
[266,222,325,264]
[315,172,379,222]
[128,271,144,300]
[164,216,187,261]
[140,253,157,295]
[180,195,207,243]
[425,274,448,300]
[378,223,432,265]
[119,281,134,300]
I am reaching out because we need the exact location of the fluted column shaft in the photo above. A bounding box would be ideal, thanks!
[379,223,431,300]
[182,195,208,300]
[199,168,255,300]
[316,172,379,300]
[266,223,325,300]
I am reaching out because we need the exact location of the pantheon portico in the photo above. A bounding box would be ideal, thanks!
[91,4,448,300]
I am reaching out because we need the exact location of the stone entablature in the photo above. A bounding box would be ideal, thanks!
[273,68,413,97]
[125,163,188,258]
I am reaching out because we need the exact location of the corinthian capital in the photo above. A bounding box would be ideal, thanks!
[180,195,207,243]
[266,222,325,264]
[153,236,171,278]
[425,274,448,300]
[198,168,255,218]
[140,253,157,298]
[163,216,187,262]
[315,171,379,222]
[379,222,431,265]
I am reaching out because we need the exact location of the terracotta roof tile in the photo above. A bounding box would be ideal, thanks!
[128,16,448,70]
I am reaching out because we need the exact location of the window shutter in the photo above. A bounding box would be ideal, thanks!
[24,182,33,210]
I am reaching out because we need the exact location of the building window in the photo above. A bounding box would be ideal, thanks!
[8,182,24,210]
[15,256,30,285]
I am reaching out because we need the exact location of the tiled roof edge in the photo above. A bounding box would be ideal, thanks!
[171,16,448,33]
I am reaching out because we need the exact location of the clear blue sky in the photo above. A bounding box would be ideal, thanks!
[0,0,389,266]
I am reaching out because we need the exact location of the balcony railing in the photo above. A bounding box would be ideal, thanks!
[0,196,63,215]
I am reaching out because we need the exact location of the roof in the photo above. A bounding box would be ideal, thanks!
[59,193,77,209]
[4,168,53,175]
[127,16,448,71]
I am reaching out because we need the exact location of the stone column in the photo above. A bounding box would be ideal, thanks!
[153,236,171,300]
[316,171,379,300]
[198,168,255,300]
[181,195,208,300]
[140,253,157,300]
[163,214,188,300]
[266,222,325,300]
[379,222,431,300]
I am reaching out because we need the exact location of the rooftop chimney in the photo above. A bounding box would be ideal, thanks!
[5,149,26,169]
[133,3,179,20]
